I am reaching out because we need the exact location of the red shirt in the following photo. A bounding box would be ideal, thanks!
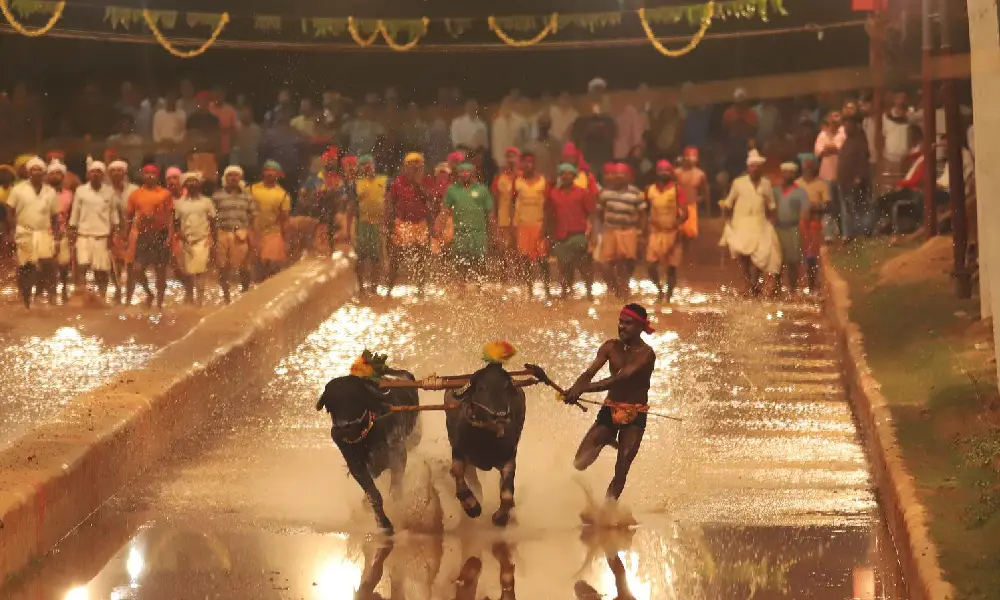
[547,184,595,241]
[389,175,434,223]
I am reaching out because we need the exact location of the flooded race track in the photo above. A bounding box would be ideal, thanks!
[4,276,907,600]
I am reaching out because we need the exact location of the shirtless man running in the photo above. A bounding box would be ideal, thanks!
[564,303,657,501]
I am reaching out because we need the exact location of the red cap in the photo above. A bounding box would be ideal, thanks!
[505,146,521,158]
[613,162,632,175]
[656,159,674,172]
[602,162,616,174]
[683,147,699,160]
[340,154,358,166]
[322,146,339,162]
[141,164,160,176]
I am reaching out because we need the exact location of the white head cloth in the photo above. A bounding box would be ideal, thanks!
[182,171,203,184]
[780,161,799,172]
[25,156,45,172]
[746,149,766,167]
[108,160,128,172]
[223,165,244,178]
[734,87,749,101]
[87,161,107,173]
[46,160,67,174]
[588,78,607,92]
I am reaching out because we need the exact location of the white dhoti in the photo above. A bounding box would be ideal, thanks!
[14,226,55,266]
[182,238,211,275]
[56,236,72,266]
[76,235,112,272]
[719,219,782,275]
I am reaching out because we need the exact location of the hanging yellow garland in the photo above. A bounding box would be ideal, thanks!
[0,0,64,37]
[638,2,714,57]
[143,9,229,58]
[377,17,429,51]
[487,13,558,47]
[347,16,380,47]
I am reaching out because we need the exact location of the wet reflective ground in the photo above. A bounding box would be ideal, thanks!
[3,265,906,599]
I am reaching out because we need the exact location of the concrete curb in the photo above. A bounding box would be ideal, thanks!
[0,254,356,581]
[821,250,955,600]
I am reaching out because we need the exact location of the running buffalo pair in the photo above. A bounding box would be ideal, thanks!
[316,361,545,534]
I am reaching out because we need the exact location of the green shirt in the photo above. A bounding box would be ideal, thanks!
[445,182,493,240]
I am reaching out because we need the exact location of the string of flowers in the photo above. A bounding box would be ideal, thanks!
[347,16,380,47]
[378,17,430,52]
[143,9,229,57]
[487,13,558,47]
[637,1,714,57]
[0,0,64,37]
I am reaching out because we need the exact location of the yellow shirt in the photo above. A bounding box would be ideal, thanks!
[646,183,681,232]
[513,176,547,226]
[796,177,830,211]
[494,171,517,227]
[356,175,388,225]
[251,183,291,235]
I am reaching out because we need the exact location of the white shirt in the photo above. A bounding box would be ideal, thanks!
[450,114,488,150]
[107,182,139,226]
[70,183,118,236]
[814,128,846,182]
[720,174,776,222]
[152,108,186,144]
[549,104,579,144]
[491,113,530,164]
[936,148,974,192]
[882,113,910,163]
[6,180,58,231]
[174,194,216,241]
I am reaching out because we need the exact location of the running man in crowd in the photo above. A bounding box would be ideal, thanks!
[353,154,388,294]
[69,161,117,300]
[547,162,596,299]
[174,172,216,305]
[386,152,433,295]
[644,160,688,302]
[719,150,781,296]
[251,160,291,281]
[213,165,254,303]
[48,160,74,302]
[598,163,646,301]
[796,153,829,293]
[773,161,809,294]
[126,164,173,307]
[564,303,657,503]
[446,162,495,278]
[512,151,550,296]
[7,157,58,308]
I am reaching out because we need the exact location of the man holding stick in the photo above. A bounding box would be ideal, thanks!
[563,303,657,502]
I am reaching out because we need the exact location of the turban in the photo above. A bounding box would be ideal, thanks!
[47,160,67,174]
[434,162,451,175]
[340,154,358,166]
[165,166,182,179]
[602,162,616,174]
[141,164,160,176]
[588,78,608,92]
[103,148,119,161]
[656,159,674,172]
[734,87,748,101]
[358,154,374,165]
[557,162,578,175]
[262,160,284,174]
[780,162,799,172]
[182,171,202,184]
[746,150,766,167]
[108,160,128,172]
[403,152,425,165]
[798,153,817,164]
[321,146,339,162]
[456,162,475,174]
[87,161,107,174]
[562,142,579,159]
[25,156,45,172]
[14,154,33,171]
[505,146,521,158]
[447,151,465,164]
[683,147,699,160]
[223,165,244,178]
[620,305,655,334]
[613,162,632,176]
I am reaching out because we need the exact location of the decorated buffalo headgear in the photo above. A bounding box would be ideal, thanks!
[350,349,391,381]
[482,341,517,364]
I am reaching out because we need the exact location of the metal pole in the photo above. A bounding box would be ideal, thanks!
[921,0,938,237]
[940,0,971,297]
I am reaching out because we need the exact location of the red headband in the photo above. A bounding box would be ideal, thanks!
[620,307,655,334]
[141,164,160,176]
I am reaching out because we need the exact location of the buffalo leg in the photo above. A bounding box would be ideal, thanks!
[450,458,482,518]
[464,464,483,500]
[492,459,517,527]
[346,460,394,534]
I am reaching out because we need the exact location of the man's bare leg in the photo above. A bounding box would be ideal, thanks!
[94,271,109,298]
[154,264,168,308]
[573,424,618,471]
[607,426,644,500]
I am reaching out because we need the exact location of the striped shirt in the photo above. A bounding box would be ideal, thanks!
[212,188,255,232]
[599,185,646,229]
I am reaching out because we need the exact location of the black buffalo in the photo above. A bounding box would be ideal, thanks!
[316,370,420,534]
[445,362,528,527]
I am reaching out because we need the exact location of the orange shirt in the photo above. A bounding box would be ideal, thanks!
[127,186,174,233]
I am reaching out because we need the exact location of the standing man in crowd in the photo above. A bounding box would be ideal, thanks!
[107,159,137,303]
[571,79,617,184]
[174,172,216,305]
[512,152,550,296]
[676,147,707,230]
[250,160,291,281]
[719,150,781,297]
[386,153,433,295]
[797,153,829,293]
[450,100,489,152]
[7,157,58,308]
[547,162,596,299]
[597,163,646,301]
[126,164,173,308]
[836,116,872,240]
[491,146,520,261]
[773,162,809,295]
[814,111,845,241]
[48,160,74,302]
[644,160,688,302]
[213,165,254,303]
[70,161,116,300]
[164,167,187,287]
[352,154,388,294]
[445,162,494,279]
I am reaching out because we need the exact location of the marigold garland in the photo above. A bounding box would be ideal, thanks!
[143,9,229,58]
[487,13,558,47]
[347,16,380,47]
[377,17,429,51]
[0,0,64,37]
[483,341,517,364]
[638,1,714,57]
